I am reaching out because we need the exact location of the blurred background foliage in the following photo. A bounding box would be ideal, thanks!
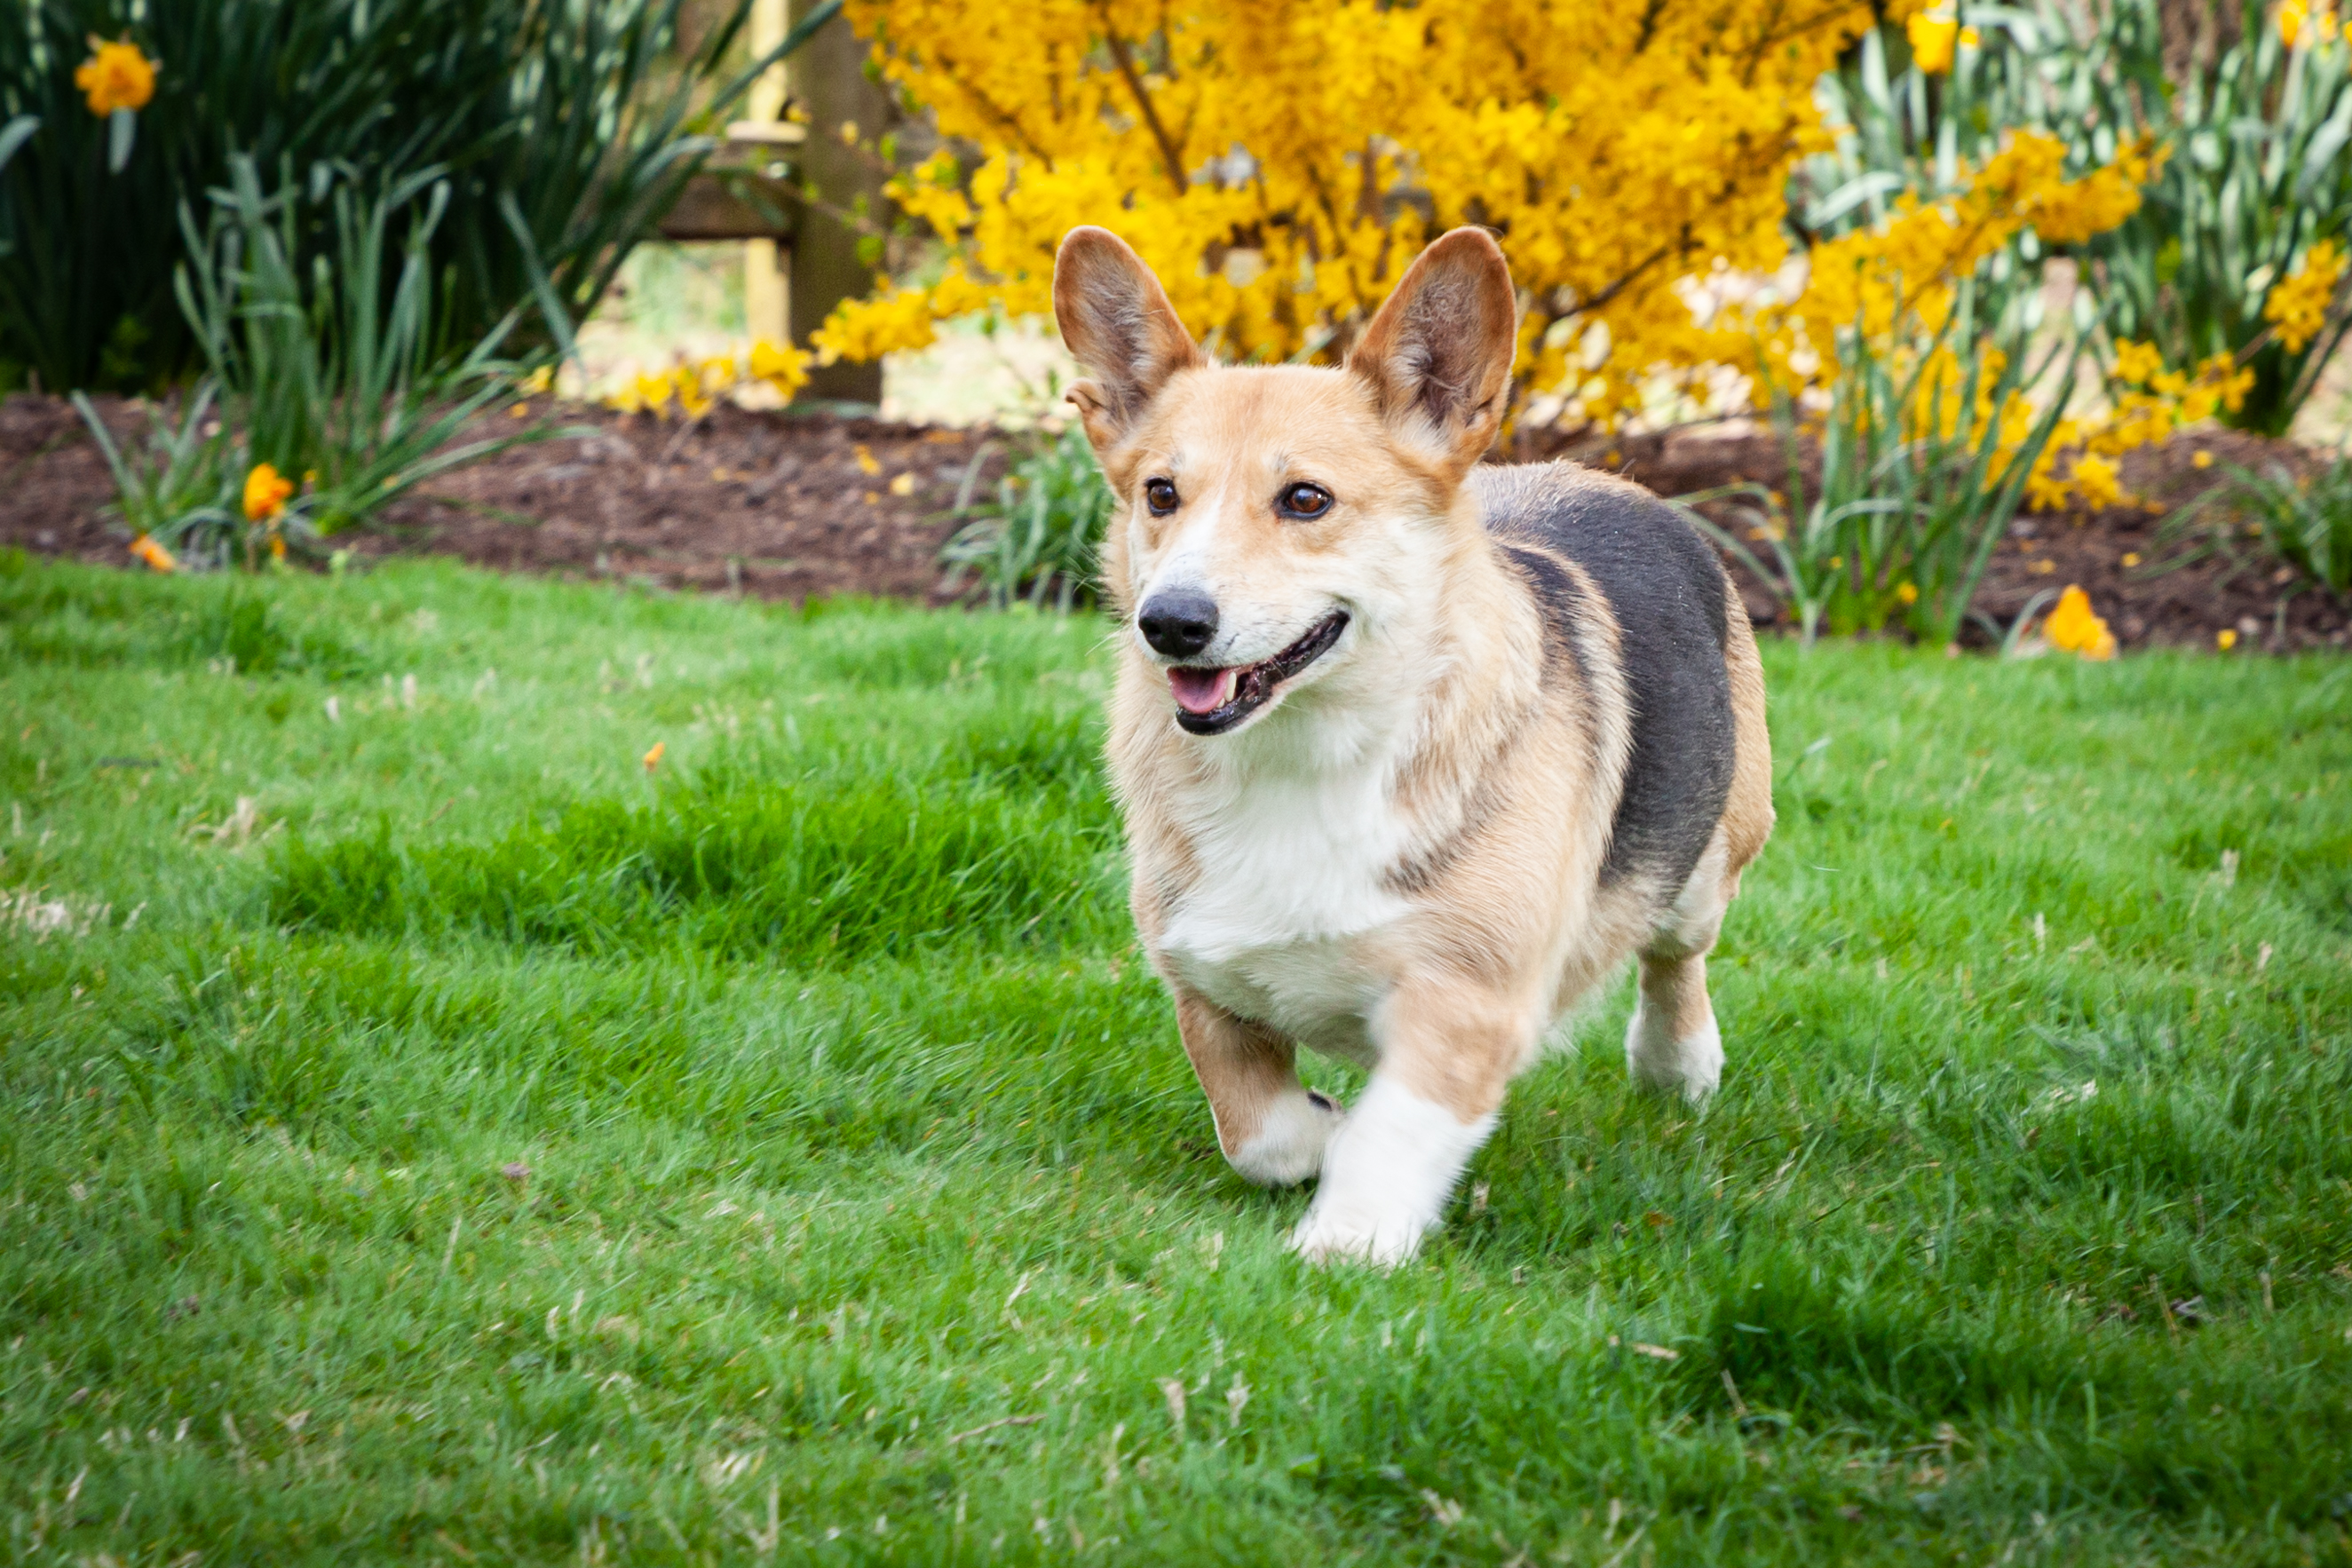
[0,0,772,394]
[0,0,2347,619]
[1803,0,2352,439]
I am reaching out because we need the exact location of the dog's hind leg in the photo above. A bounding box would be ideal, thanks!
[1626,829,1737,1103]
[1176,992,1342,1187]
[1627,947,1722,1102]
[1630,594,1771,1104]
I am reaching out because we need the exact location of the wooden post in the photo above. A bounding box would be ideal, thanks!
[743,0,791,345]
[786,0,889,407]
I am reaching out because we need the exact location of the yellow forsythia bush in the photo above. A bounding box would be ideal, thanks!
[823,0,1905,425]
[1747,129,2248,511]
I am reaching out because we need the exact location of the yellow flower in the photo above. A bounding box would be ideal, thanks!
[748,340,793,380]
[76,37,157,117]
[606,371,666,416]
[1896,581,1920,606]
[2025,469,2074,511]
[1907,12,1971,74]
[128,534,177,573]
[643,741,666,772]
[2263,239,2344,354]
[2071,453,2124,510]
[2112,339,2166,387]
[749,338,811,395]
[2192,449,2214,469]
[243,463,294,523]
[2278,0,2340,46]
[2120,551,2142,567]
[670,366,713,419]
[2216,627,2238,650]
[2044,585,2117,661]
[853,444,880,476]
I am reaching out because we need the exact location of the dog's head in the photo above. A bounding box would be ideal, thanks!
[1054,226,1518,737]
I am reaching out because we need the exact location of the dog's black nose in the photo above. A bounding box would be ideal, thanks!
[1137,590,1219,659]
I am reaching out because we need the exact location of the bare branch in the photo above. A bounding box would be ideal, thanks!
[1093,7,1190,196]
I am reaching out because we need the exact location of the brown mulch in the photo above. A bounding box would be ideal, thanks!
[0,394,996,605]
[4,392,2346,652]
[1521,420,2350,653]
[368,400,997,600]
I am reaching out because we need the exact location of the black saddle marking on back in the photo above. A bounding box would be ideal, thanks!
[1483,471,1737,891]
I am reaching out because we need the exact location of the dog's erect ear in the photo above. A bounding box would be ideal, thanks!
[1054,226,1203,452]
[1346,228,1518,474]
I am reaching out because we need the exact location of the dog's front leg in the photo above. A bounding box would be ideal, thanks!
[1289,983,1526,1267]
[1175,991,1342,1187]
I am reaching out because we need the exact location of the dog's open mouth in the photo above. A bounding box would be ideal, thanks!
[1168,612,1350,735]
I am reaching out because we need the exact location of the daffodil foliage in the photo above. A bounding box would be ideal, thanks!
[1754,129,2249,514]
[821,0,1901,425]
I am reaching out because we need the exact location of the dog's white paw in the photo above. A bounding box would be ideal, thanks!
[1287,1200,1426,1268]
[1625,1001,1722,1104]
[1227,1089,1345,1187]
[1284,1076,1495,1268]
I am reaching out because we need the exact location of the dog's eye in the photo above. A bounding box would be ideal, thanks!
[1278,482,1334,519]
[1144,478,1180,515]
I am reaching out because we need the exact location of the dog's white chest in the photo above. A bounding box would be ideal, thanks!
[1155,768,1414,1059]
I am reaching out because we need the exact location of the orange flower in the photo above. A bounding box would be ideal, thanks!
[75,37,157,116]
[2044,585,2117,661]
[128,534,177,573]
[243,463,294,522]
[643,741,666,772]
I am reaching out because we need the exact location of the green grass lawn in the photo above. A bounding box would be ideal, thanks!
[3,552,2349,1566]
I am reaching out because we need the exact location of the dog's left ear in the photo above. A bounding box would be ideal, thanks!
[1054,226,1204,455]
[1347,228,1518,475]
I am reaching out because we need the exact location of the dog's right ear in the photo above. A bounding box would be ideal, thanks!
[1053,226,1203,452]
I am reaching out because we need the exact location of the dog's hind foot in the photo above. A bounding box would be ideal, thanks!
[1624,999,1722,1104]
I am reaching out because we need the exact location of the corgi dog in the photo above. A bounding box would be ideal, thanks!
[1053,225,1773,1265]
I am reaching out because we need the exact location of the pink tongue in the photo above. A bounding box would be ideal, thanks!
[1169,666,1238,715]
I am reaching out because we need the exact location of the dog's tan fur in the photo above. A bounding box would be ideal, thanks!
[1056,226,1772,1263]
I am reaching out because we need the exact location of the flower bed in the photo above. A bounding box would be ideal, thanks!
[8,392,2345,652]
